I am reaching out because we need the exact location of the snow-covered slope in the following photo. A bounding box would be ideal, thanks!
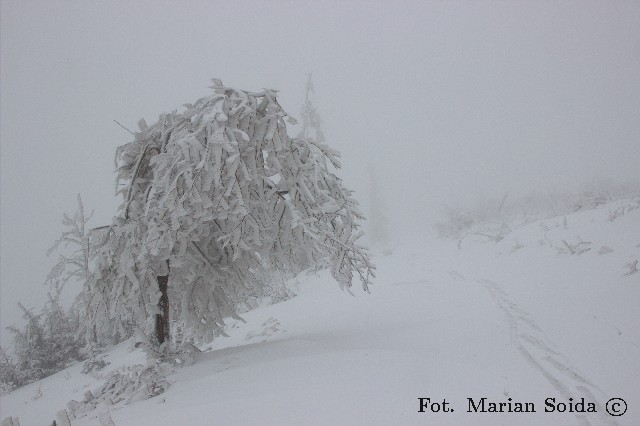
[2,198,638,425]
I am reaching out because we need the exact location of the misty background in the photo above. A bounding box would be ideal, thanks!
[1,0,639,349]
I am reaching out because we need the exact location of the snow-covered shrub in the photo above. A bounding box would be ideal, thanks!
[3,300,86,390]
[97,362,171,403]
[556,239,592,255]
[6,306,52,384]
[0,348,21,394]
[435,206,476,238]
[435,181,640,242]
[41,299,86,367]
[68,362,172,420]
[572,191,607,211]
[625,260,638,276]
[608,196,640,222]
[81,356,109,375]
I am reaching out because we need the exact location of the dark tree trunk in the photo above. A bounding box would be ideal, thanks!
[155,273,170,345]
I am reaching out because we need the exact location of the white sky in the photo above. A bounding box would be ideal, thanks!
[1,0,639,347]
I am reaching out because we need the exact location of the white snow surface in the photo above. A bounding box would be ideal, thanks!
[1,199,638,425]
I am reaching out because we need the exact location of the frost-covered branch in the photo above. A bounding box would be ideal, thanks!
[88,78,374,347]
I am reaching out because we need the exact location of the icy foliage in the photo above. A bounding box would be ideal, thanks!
[46,195,93,300]
[67,361,172,420]
[1,221,96,392]
[81,356,110,375]
[88,80,374,347]
[0,348,20,394]
[44,196,131,348]
[1,299,85,392]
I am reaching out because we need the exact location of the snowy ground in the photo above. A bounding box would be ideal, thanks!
[2,198,638,425]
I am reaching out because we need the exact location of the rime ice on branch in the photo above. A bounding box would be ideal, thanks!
[89,80,374,347]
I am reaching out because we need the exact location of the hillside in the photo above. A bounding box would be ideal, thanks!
[2,196,638,425]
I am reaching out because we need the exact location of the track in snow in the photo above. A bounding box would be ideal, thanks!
[477,277,617,426]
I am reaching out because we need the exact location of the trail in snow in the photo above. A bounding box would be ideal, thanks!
[477,277,617,426]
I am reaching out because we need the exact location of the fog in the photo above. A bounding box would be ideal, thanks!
[1,0,639,348]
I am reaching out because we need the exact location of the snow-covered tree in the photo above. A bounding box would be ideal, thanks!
[45,195,124,347]
[1,200,99,391]
[367,165,390,248]
[0,347,21,393]
[46,194,93,299]
[4,299,84,388]
[90,80,374,349]
[298,73,325,143]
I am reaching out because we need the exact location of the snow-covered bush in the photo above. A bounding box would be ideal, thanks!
[2,299,86,390]
[68,362,172,420]
[435,181,640,241]
[608,196,640,222]
[6,307,53,385]
[95,362,171,403]
[556,239,592,255]
[435,206,476,239]
[81,356,110,375]
[0,348,21,394]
